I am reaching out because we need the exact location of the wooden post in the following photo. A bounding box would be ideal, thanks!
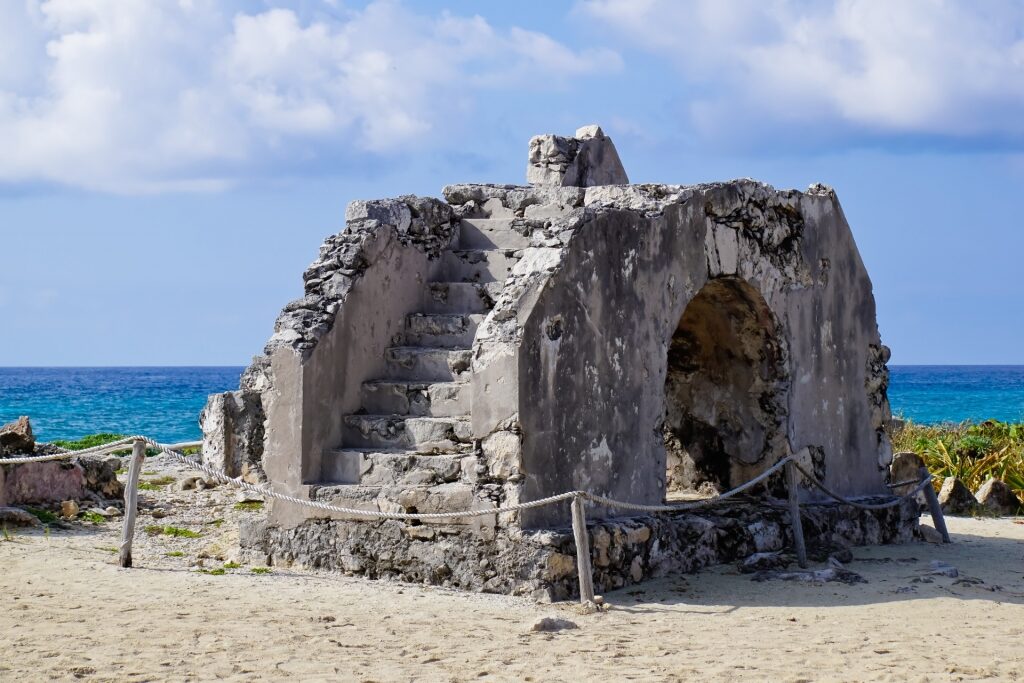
[919,466,951,544]
[785,461,808,568]
[119,439,146,568]
[570,494,595,604]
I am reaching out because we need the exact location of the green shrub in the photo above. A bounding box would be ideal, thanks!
[233,501,264,512]
[223,561,241,569]
[52,433,126,451]
[889,419,1024,502]
[250,567,271,575]
[165,551,185,557]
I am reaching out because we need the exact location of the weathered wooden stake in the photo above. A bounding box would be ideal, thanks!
[570,494,595,604]
[785,461,808,568]
[119,439,146,568]
[919,466,951,544]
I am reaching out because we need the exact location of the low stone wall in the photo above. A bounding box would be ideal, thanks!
[0,456,123,507]
[239,499,919,601]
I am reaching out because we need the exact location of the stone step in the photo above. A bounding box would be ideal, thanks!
[322,448,475,487]
[384,346,473,382]
[440,249,520,283]
[342,414,473,452]
[308,482,479,526]
[457,218,531,250]
[423,282,501,314]
[404,313,483,348]
[360,380,471,417]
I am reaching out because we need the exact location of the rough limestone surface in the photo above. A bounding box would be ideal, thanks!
[0,455,123,508]
[974,478,1021,515]
[938,478,978,515]
[0,416,35,455]
[200,391,265,481]
[527,125,628,187]
[207,126,911,597]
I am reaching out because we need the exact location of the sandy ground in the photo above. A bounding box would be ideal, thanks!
[1,462,1023,682]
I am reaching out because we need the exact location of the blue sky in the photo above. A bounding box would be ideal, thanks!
[1,0,1023,366]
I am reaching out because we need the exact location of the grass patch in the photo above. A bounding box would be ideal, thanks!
[233,501,264,512]
[165,551,185,557]
[144,525,201,538]
[2,526,12,542]
[95,546,118,554]
[250,567,271,575]
[198,567,226,576]
[25,507,59,525]
[205,518,225,527]
[138,475,175,491]
[81,511,107,525]
[889,419,1024,509]
[223,561,241,569]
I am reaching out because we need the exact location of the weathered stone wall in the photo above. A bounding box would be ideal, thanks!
[240,499,918,601]
[200,390,265,481]
[200,196,459,519]
[462,181,892,528]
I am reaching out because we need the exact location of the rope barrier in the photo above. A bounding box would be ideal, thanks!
[3,437,932,519]
[791,462,933,511]
[584,456,792,513]
[4,435,946,602]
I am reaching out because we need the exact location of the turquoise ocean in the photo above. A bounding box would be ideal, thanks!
[1,365,1024,443]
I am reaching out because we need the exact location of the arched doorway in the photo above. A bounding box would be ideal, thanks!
[662,277,789,499]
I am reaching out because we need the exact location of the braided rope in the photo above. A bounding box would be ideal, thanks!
[137,436,579,520]
[3,435,933,520]
[792,462,933,510]
[0,438,137,464]
[584,456,792,513]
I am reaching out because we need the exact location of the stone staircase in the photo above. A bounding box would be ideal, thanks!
[311,215,528,517]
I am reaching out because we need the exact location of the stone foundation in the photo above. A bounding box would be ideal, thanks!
[240,498,919,601]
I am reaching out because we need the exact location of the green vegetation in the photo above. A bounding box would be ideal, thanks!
[205,518,225,527]
[52,432,191,457]
[138,475,176,491]
[95,546,118,554]
[889,419,1024,500]
[2,526,12,542]
[165,551,185,557]
[52,433,126,451]
[250,567,272,575]
[198,567,226,575]
[233,501,264,512]
[25,507,59,525]
[81,510,107,525]
[144,524,201,538]
[223,561,241,569]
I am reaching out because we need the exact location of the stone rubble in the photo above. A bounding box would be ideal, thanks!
[938,477,978,515]
[974,478,1022,515]
[0,416,35,455]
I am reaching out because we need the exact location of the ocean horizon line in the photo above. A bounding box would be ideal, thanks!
[4,363,1024,370]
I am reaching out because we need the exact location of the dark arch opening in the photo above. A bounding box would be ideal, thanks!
[662,277,789,499]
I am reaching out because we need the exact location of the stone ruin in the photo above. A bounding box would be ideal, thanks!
[202,125,919,600]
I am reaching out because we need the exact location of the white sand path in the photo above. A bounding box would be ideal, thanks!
[1,515,1022,682]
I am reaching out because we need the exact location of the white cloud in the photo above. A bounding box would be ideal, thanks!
[578,0,1024,144]
[0,1,620,193]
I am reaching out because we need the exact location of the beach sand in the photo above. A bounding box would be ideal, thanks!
[2,502,1023,681]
